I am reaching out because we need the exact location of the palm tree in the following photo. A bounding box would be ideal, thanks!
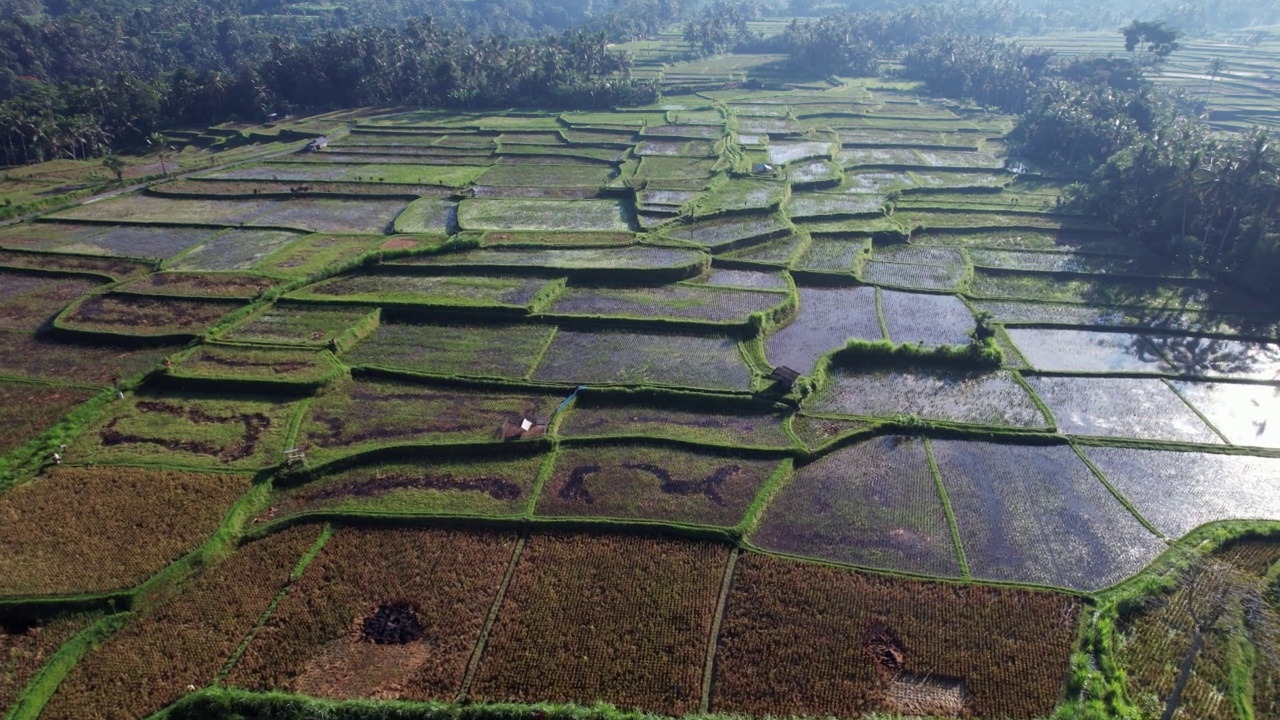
[147,131,171,176]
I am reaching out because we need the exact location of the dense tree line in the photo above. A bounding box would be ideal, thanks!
[0,0,695,165]
[0,0,656,96]
[897,29,1279,300]
[0,24,654,164]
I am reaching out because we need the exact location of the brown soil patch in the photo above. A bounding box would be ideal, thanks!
[887,673,970,717]
[292,635,433,699]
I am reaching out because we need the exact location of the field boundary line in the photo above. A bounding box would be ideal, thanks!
[1069,442,1165,539]
[6,612,131,720]
[1011,369,1057,430]
[924,437,969,578]
[523,325,559,381]
[701,546,738,713]
[1161,378,1232,445]
[873,287,890,340]
[459,535,527,700]
[523,445,561,517]
[734,458,793,538]
[214,523,333,684]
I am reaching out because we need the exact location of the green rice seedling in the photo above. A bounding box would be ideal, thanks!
[548,284,787,325]
[721,235,807,265]
[219,304,380,349]
[879,290,974,347]
[391,246,706,279]
[861,261,968,291]
[697,179,786,215]
[561,111,665,127]
[907,171,1008,190]
[168,230,303,272]
[78,391,301,469]
[793,237,862,272]
[297,379,561,462]
[458,199,632,232]
[267,455,545,519]
[662,212,791,250]
[256,234,433,278]
[0,222,109,252]
[343,322,553,380]
[477,164,616,187]
[533,330,753,391]
[633,156,719,181]
[0,271,102,331]
[114,271,278,299]
[481,231,636,247]
[559,401,793,448]
[787,193,884,219]
[789,414,875,450]
[166,343,344,389]
[393,198,458,233]
[49,195,274,226]
[536,444,782,526]
[56,293,242,339]
[288,272,553,310]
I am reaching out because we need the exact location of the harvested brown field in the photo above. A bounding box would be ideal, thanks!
[0,329,174,386]
[40,525,322,720]
[471,533,728,715]
[711,553,1081,719]
[0,611,103,712]
[227,528,516,700]
[0,380,96,455]
[0,467,252,597]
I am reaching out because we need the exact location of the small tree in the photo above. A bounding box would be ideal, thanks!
[1121,20,1182,68]
[102,154,126,181]
[147,132,172,176]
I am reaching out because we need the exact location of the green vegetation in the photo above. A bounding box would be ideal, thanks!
[4,13,1280,720]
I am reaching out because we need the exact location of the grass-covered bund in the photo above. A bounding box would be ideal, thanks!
[3,45,1280,720]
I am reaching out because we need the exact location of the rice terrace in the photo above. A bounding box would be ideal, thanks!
[3,4,1280,720]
